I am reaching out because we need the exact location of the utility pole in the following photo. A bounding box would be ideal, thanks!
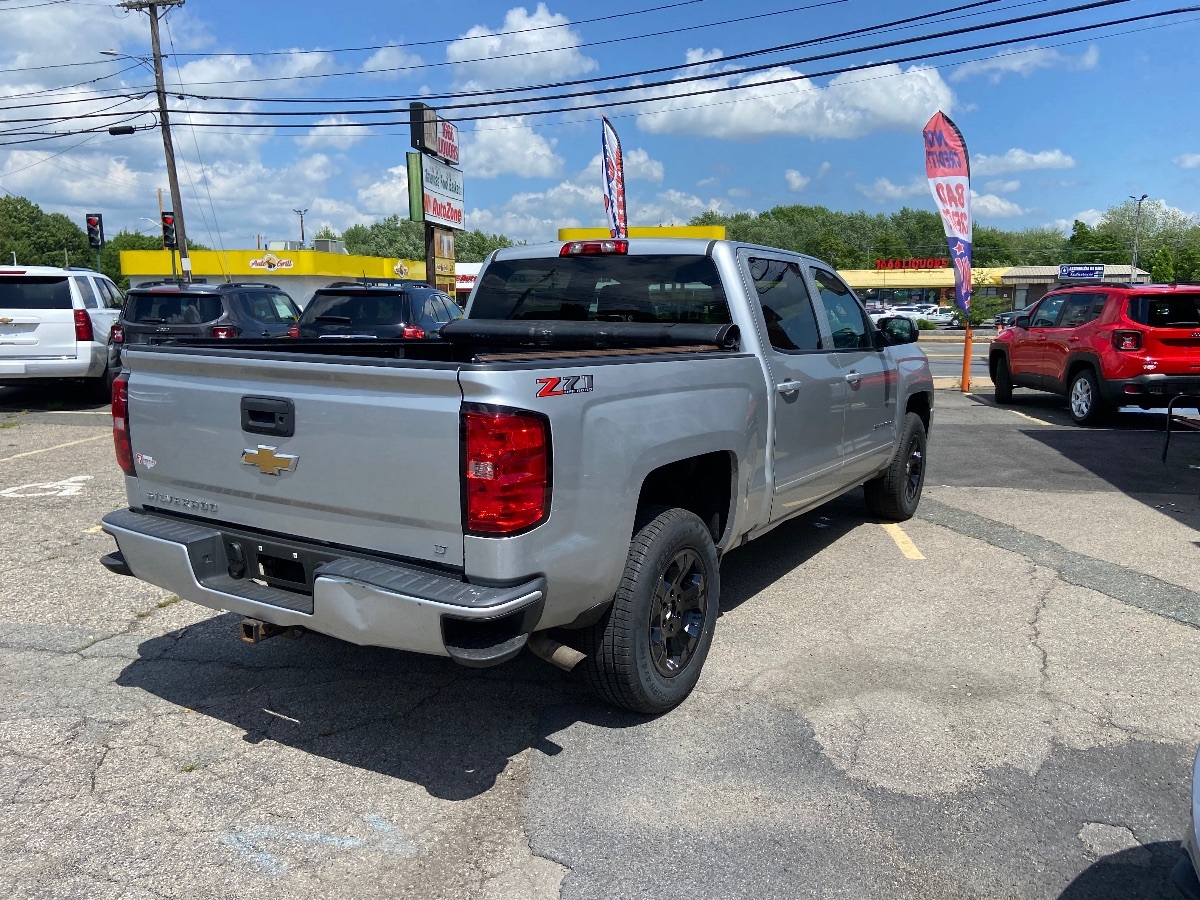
[118,0,190,281]
[1129,194,1149,283]
[294,208,309,246]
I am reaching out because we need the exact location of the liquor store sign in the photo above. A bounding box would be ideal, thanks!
[407,151,465,230]
[875,257,948,270]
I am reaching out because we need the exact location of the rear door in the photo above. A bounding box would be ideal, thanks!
[810,265,896,483]
[739,252,847,518]
[0,273,79,370]
[1042,292,1103,388]
[125,349,467,566]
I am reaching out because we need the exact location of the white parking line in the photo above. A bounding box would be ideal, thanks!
[1006,409,1055,426]
[882,523,925,560]
[0,434,109,462]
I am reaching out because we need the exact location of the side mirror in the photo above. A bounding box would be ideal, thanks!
[1014,315,1030,329]
[878,316,918,344]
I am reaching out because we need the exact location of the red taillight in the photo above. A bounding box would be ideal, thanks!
[286,324,300,338]
[463,407,550,535]
[110,324,124,344]
[401,324,426,339]
[1112,330,1142,351]
[112,373,134,476]
[211,325,236,339]
[560,239,629,256]
[74,309,94,342]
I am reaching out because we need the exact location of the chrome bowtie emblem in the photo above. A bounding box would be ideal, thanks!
[0,318,12,325]
[241,445,298,476]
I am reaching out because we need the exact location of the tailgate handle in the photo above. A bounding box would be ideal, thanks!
[241,396,295,437]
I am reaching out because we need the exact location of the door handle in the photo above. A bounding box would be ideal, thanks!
[775,380,800,395]
[844,371,861,385]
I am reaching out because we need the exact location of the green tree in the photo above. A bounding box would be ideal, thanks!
[455,228,517,262]
[1148,246,1176,283]
[313,225,340,241]
[342,215,424,258]
[0,195,90,268]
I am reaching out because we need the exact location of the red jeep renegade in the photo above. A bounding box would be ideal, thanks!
[989,284,1200,424]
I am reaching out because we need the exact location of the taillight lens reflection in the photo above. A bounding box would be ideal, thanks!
[463,407,550,535]
[110,324,124,344]
[74,309,94,342]
[1112,330,1142,351]
[401,324,426,339]
[211,325,236,339]
[112,373,135,476]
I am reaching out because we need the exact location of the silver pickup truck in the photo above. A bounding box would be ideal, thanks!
[101,238,934,713]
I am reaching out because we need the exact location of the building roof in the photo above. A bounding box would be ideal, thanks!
[1000,264,1149,284]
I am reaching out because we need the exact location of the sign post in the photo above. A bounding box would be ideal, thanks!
[408,102,463,292]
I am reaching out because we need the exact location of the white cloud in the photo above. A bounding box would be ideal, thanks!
[816,162,833,178]
[785,169,810,192]
[1174,154,1200,169]
[857,176,927,202]
[463,118,563,179]
[295,116,372,151]
[446,4,597,88]
[631,189,722,227]
[973,149,1075,175]
[1049,209,1105,232]
[583,147,665,183]
[984,179,1020,194]
[952,44,1100,83]
[361,44,423,78]
[970,191,1026,217]
[697,176,718,188]
[637,61,954,140]
[356,165,410,216]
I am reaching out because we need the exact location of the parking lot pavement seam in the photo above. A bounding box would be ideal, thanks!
[918,498,1200,629]
[0,433,109,462]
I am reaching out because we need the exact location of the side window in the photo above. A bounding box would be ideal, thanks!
[74,277,99,309]
[1031,295,1066,328]
[99,279,124,309]
[244,292,283,323]
[1058,294,1099,329]
[747,257,822,352]
[811,267,873,351]
[436,293,462,321]
[269,293,298,322]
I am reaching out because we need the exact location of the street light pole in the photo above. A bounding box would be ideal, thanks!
[294,208,309,246]
[114,0,189,281]
[1130,193,1149,283]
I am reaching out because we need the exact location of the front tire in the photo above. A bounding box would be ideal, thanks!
[1068,368,1107,425]
[582,508,720,714]
[993,355,1013,404]
[864,411,927,521]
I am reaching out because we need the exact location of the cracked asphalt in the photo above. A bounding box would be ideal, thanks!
[1,384,1198,898]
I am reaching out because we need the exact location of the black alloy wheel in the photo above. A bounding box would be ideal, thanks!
[648,548,707,678]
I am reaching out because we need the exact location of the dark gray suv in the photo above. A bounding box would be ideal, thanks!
[292,280,461,340]
[109,281,300,369]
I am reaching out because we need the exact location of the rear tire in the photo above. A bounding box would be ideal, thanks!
[581,508,720,714]
[1068,368,1108,425]
[864,412,927,522]
[993,355,1013,404]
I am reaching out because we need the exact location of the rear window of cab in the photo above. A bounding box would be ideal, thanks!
[470,255,731,324]
[124,293,224,324]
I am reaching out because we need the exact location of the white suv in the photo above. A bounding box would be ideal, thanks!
[0,265,123,390]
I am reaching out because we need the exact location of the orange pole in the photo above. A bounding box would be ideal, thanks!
[961,324,973,393]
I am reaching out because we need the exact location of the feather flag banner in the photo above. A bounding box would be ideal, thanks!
[923,111,972,313]
[601,116,628,239]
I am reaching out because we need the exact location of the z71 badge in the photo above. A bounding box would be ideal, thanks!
[536,374,594,398]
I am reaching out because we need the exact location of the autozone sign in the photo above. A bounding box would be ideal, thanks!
[408,151,465,230]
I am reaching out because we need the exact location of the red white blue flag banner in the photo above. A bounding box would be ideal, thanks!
[923,111,972,313]
[601,116,628,239]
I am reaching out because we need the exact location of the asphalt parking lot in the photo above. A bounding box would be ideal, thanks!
[1,383,1198,899]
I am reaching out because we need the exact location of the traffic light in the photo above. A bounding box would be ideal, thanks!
[85,213,104,249]
[161,211,177,250]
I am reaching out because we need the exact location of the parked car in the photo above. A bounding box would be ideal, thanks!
[922,307,960,327]
[995,303,1036,329]
[988,284,1200,424]
[0,264,123,391]
[110,281,300,372]
[290,280,462,339]
[100,238,934,714]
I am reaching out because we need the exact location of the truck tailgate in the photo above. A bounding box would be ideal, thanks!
[124,348,465,567]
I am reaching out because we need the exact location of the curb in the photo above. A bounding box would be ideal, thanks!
[934,376,993,391]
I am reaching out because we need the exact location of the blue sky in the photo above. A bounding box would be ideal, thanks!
[2,0,1198,249]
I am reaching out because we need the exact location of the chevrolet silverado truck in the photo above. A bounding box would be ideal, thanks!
[101,238,934,714]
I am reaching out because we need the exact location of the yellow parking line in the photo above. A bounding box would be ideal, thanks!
[882,523,925,559]
[0,434,108,462]
[1006,409,1054,426]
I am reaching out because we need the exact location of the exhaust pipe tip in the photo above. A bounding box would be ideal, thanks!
[527,632,586,672]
